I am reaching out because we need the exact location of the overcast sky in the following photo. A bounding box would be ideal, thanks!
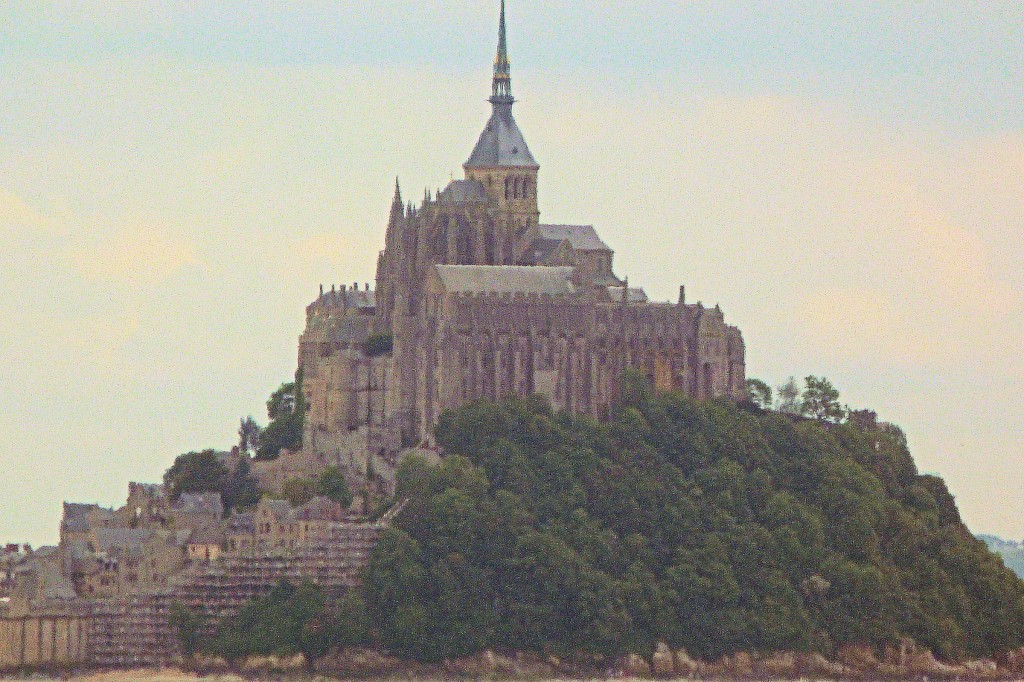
[2,1,1022,546]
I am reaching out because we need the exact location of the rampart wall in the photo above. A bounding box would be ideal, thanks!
[0,612,90,670]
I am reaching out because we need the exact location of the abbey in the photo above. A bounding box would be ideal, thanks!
[296,2,746,472]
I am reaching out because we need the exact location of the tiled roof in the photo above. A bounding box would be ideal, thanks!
[466,105,537,168]
[187,524,225,546]
[261,499,294,520]
[174,492,224,518]
[536,224,611,253]
[435,265,575,296]
[93,528,154,557]
[295,496,344,522]
[439,179,488,203]
[228,513,255,533]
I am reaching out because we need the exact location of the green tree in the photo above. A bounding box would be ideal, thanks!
[208,580,326,666]
[168,601,205,659]
[362,528,435,659]
[317,466,353,508]
[223,456,262,513]
[164,450,229,501]
[266,382,296,421]
[746,378,773,409]
[357,391,1024,664]
[238,416,262,454]
[802,375,845,422]
[256,370,306,460]
[281,477,317,507]
[776,376,801,414]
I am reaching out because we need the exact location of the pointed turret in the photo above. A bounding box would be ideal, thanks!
[465,0,537,170]
[389,177,404,222]
[491,0,512,104]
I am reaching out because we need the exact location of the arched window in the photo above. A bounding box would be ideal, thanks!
[504,177,511,200]
[485,222,495,263]
[523,177,531,198]
[514,177,521,199]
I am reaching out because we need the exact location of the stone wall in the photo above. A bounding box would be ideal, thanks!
[0,612,90,670]
[88,520,387,667]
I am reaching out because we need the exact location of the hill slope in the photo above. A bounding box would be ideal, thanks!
[364,382,1024,663]
[980,534,1024,580]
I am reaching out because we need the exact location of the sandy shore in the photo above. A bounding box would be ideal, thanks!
[4,672,248,682]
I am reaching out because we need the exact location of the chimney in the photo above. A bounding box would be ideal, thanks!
[678,285,685,305]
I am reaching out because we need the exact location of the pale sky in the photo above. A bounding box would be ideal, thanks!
[1,1,1022,546]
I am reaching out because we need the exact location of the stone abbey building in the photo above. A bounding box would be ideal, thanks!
[297,2,746,469]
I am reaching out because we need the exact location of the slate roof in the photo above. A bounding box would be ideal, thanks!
[174,492,224,518]
[439,179,488,203]
[227,513,255,533]
[186,524,225,546]
[466,105,537,168]
[607,286,650,304]
[435,265,575,296]
[295,496,344,522]
[536,225,611,252]
[92,528,154,558]
[262,499,294,520]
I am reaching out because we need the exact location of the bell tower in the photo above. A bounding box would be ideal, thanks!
[464,0,540,231]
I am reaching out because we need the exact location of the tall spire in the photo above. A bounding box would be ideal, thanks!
[465,0,537,169]
[490,0,513,105]
[392,177,402,206]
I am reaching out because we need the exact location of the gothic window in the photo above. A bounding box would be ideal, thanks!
[514,177,521,198]
[504,233,514,264]
[457,219,474,264]
[485,222,495,263]
[504,177,511,200]
[433,224,447,260]
[523,177,531,198]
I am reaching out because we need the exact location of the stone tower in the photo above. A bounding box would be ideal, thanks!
[463,0,540,244]
[297,1,747,476]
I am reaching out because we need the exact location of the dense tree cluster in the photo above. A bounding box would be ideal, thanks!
[163,449,261,513]
[206,580,369,668]
[356,375,1024,663]
[255,369,306,460]
[279,466,353,508]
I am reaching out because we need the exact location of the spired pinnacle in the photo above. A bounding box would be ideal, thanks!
[491,0,513,104]
[392,177,402,206]
[465,0,537,168]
